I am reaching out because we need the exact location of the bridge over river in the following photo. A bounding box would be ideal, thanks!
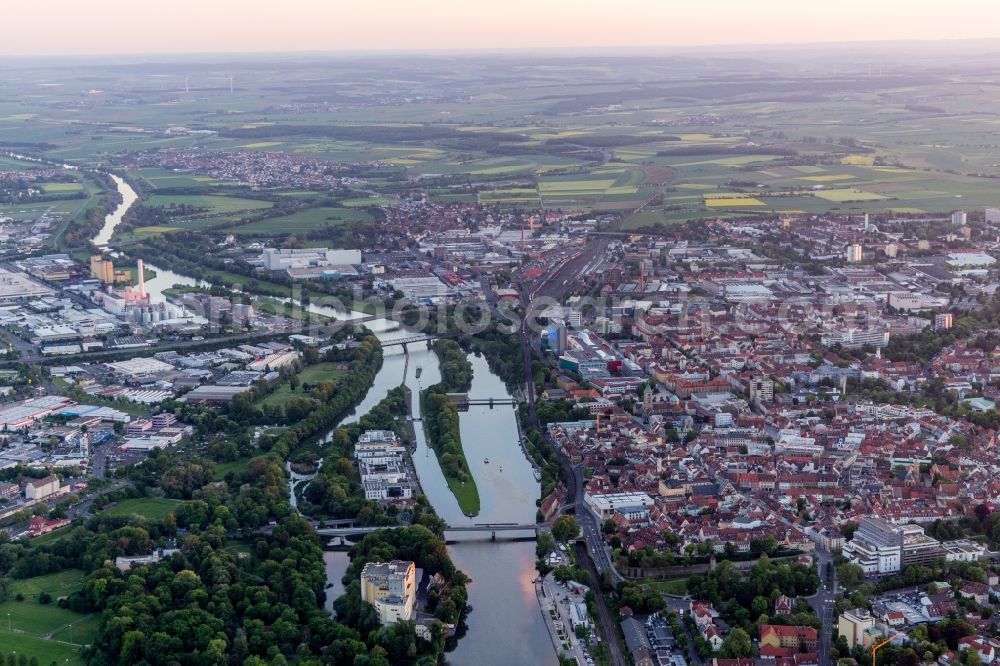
[313,521,539,542]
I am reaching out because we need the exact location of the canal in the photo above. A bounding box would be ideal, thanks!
[98,175,556,665]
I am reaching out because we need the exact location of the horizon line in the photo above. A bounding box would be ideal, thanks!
[4,36,1000,60]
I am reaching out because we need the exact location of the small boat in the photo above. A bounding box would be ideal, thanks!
[483,458,490,464]
[533,468,542,481]
[415,365,422,378]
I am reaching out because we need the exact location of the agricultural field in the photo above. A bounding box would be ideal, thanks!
[530,165,661,210]
[38,182,83,193]
[132,167,232,190]
[0,169,105,249]
[230,206,372,235]
[118,193,277,237]
[142,194,273,215]
[340,196,395,207]
[478,188,540,205]
[0,155,42,170]
[1,50,1000,228]
[0,199,83,223]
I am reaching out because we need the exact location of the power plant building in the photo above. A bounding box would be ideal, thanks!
[93,259,182,324]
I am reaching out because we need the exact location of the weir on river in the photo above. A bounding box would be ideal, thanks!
[98,175,556,665]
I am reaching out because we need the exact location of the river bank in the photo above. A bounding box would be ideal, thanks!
[96,173,557,666]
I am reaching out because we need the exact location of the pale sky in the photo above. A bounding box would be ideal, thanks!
[4,0,1000,55]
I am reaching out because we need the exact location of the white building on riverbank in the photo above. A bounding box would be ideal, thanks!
[361,560,416,625]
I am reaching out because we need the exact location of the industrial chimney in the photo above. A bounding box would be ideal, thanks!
[137,259,146,299]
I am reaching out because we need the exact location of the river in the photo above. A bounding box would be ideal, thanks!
[329,337,555,665]
[97,174,556,665]
[92,174,137,248]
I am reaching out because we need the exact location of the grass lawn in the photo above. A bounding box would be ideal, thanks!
[7,570,85,600]
[99,497,181,521]
[0,601,90,635]
[48,613,101,643]
[224,542,254,557]
[132,167,231,189]
[27,526,74,546]
[446,477,481,517]
[0,571,100,661]
[642,579,688,596]
[213,455,255,480]
[258,362,346,408]
[0,628,87,665]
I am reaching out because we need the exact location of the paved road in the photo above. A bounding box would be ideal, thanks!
[661,597,706,665]
[66,480,131,520]
[809,547,837,666]
[537,573,590,665]
[91,442,113,480]
[574,541,627,666]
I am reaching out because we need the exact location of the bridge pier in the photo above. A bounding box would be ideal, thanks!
[491,530,496,542]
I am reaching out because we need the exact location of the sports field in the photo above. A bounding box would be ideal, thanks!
[0,570,98,666]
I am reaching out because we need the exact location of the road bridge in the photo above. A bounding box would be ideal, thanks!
[464,398,516,407]
[314,522,538,542]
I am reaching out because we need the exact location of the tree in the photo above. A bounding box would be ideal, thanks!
[552,516,580,543]
[964,649,983,666]
[720,627,753,658]
[837,562,864,590]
